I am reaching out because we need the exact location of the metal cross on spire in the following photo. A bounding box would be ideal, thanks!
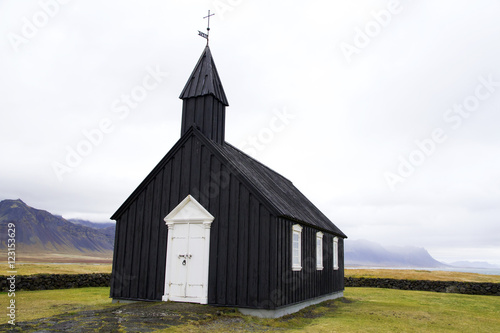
[198,10,215,45]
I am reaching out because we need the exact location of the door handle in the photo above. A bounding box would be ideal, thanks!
[178,254,192,259]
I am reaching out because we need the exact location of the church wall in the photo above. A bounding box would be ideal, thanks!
[111,134,198,301]
[110,167,169,301]
[111,132,279,307]
[274,218,345,308]
[199,143,279,309]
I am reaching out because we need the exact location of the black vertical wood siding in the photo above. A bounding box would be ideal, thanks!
[181,95,225,144]
[111,133,277,306]
[272,218,345,308]
[110,131,345,308]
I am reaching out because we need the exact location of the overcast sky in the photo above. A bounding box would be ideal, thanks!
[1,0,499,265]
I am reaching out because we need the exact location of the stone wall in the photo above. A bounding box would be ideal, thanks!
[2,274,499,296]
[1,273,110,292]
[345,277,500,296]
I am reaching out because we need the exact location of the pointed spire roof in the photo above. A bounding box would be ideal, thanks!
[179,46,229,106]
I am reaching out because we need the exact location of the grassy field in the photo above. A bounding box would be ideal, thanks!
[0,287,117,325]
[284,288,500,333]
[1,287,499,331]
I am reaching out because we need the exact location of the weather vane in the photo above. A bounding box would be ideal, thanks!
[198,10,214,45]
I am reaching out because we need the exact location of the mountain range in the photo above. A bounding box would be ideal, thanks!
[449,261,500,269]
[345,239,499,269]
[67,218,115,230]
[345,239,448,268]
[0,199,115,262]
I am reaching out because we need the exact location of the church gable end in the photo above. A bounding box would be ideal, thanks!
[111,128,280,304]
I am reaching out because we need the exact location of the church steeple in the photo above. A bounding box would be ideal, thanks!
[180,46,228,144]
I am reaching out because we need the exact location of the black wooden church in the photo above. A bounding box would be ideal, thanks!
[110,45,347,317]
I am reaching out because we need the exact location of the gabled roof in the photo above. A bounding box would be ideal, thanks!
[179,46,229,106]
[111,127,346,238]
[213,141,347,238]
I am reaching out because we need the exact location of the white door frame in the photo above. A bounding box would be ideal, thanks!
[162,195,214,304]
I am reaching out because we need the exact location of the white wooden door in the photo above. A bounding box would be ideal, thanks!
[168,223,206,300]
[168,223,189,298]
[162,195,214,304]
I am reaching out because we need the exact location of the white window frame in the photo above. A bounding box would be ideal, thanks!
[292,224,302,271]
[316,232,323,270]
[333,237,339,270]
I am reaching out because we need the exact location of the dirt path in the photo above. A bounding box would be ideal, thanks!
[0,301,284,332]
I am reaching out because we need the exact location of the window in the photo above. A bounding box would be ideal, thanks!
[316,232,323,270]
[292,224,302,271]
[333,237,339,270]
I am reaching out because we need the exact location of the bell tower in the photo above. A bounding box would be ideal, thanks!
[179,46,229,144]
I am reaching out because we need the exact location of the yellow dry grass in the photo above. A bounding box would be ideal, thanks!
[5,263,112,275]
[15,252,112,264]
[345,268,500,283]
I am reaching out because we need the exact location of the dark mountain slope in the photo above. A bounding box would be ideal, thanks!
[0,199,114,256]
